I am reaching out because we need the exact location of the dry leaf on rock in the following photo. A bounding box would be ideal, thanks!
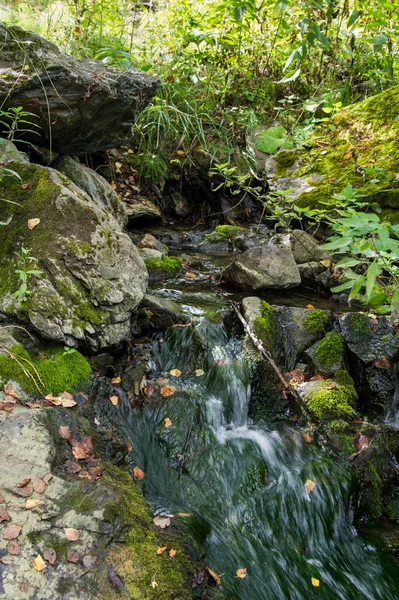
[164,417,172,428]
[16,478,31,488]
[32,478,46,494]
[153,516,171,528]
[111,376,121,384]
[206,568,221,585]
[156,546,167,555]
[195,369,205,377]
[19,582,28,593]
[27,218,40,230]
[3,384,20,399]
[304,479,316,494]
[43,473,53,484]
[110,395,119,406]
[25,498,45,510]
[133,466,145,480]
[236,568,247,579]
[302,433,312,443]
[311,577,320,587]
[0,555,13,564]
[169,369,181,377]
[185,272,197,279]
[33,554,47,571]
[144,384,155,397]
[7,540,21,555]
[3,524,22,540]
[0,508,10,523]
[58,425,72,440]
[67,551,80,563]
[0,402,16,411]
[64,460,81,474]
[168,548,176,558]
[160,385,176,397]
[43,549,57,565]
[306,304,315,309]
[64,527,80,541]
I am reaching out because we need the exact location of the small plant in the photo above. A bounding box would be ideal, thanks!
[63,346,77,356]
[0,106,40,143]
[13,246,43,302]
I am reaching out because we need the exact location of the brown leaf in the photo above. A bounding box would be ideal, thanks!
[185,272,197,279]
[164,417,173,428]
[21,182,30,190]
[0,508,10,522]
[206,567,221,585]
[33,554,47,571]
[348,452,360,462]
[306,304,315,309]
[67,550,80,563]
[153,516,171,528]
[64,527,80,542]
[25,498,45,510]
[133,466,145,480]
[353,433,369,450]
[16,478,31,488]
[143,384,155,397]
[64,460,82,474]
[32,478,46,494]
[156,546,167,555]
[236,568,247,579]
[14,482,32,498]
[27,218,40,230]
[161,385,176,397]
[302,433,312,443]
[7,540,21,555]
[111,376,121,384]
[304,479,316,494]
[58,425,72,440]
[0,402,16,411]
[168,548,176,558]
[43,548,57,565]
[43,473,53,484]
[3,384,20,399]
[26,400,44,408]
[19,581,28,593]
[169,369,181,377]
[373,356,390,369]
[0,555,13,564]
[70,437,94,460]
[110,395,119,406]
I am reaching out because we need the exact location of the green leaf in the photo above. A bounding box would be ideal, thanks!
[347,9,361,28]
[365,261,381,300]
[319,238,352,251]
[255,126,294,154]
[373,34,388,52]
[331,280,356,293]
[276,68,301,84]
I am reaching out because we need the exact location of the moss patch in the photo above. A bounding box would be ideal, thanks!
[254,301,275,352]
[144,255,181,273]
[0,344,91,394]
[303,377,357,420]
[205,224,246,243]
[304,309,328,334]
[314,331,344,370]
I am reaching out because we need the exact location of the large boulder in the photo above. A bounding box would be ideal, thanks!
[0,23,158,154]
[0,141,148,351]
[221,236,301,291]
[265,86,399,222]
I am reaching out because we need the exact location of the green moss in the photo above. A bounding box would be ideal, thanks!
[274,149,299,176]
[63,487,96,513]
[314,331,344,370]
[304,309,328,334]
[254,301,275,351]
[344,312,369,337]
[303,379,357,420]
[205,224,246,243]
[367,461,383,519]
[329,419,351,434]
[144,255,181,273]
[0,343,91,395]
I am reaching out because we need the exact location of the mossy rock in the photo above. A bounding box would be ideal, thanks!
[307,331,345,374]
[267,85,399,221]
[144,255,182,282]
[205,225,247,243]
[301,373,357,421]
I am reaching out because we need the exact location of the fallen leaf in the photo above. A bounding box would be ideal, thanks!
[348,452,360,461]
[236,568,247,579]
[195,369,205,377]
[7,540,21,555]
[156,377,169,386]
[124,439,133,452]
[290,369,305,385]
[168,548,176,558]
[0,402,16,411]
[28,218,40,230]
[311,577,320,587]
[144,384,155,397]
[304,479,316,494]
[150,578,158,589]
[185,272,197,279]
[108,566,124,590]
[43,473,53,484]
[64,527,80,542]
[156,546,167,555]
[0,555,13,564]
[58,425,72,440]
[206,567,221,585]
[353,433,369,450]
[153,516,171,528]
[169,369,181,377]
[3,524,22,540]
[43,549,57,565]
[164,417,172,428]
[110,395,119,406]
[3,384,20,399]
[21,182,30,190]
[25,498,45,510]
[306,304,315,309]
[133,466,145,479]
[26,400,43,408]
[111,376,121,384]
[373,356,390,369]
[64,460,81,474]
[302,433,312,443]
[161,385,176,397]
[19,581,28,592]
[16,478,31,488]
[67,550,80,563]
[33,554,46,571]
[70,437,94,460]
[45,393,77,408]
[0,508,10,522]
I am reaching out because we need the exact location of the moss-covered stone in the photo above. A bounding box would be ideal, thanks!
[0,343,91,394]
[304,309,328,334]
[144,255,182,273]
[313,331,344,371]
[254,300,275,352]
[303,377,357,420]
[205,224,246,243]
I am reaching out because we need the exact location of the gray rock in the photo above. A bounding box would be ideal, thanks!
[171,191,190,217]
[52,156,128,228]
[298,261,334,289]
[0,143,148,351]
[125,198,162,225]
[137,233,168,254]
[222,236,301,291]
[0,24,158,154]
[290,229,327,264]
[140,294,189,329]
[138,248,164,260]
[242,296,263,330]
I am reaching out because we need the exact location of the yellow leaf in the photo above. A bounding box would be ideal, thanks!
[160,385,176,397]
[153,516,170,528]
[156,546,167,555]
[304,479,316,493]
[33,554,46,571]
[195,369,205,377]
[206,567,221,585]
[110,395,119,406]
[27,218,40,230]
[236,568,247,579]
[133,466,145,480]
[169,369,181,377]
[306,304,315,309]
[164,417,172,428]
[320,259,331,267]
[185,272,197,279]
[25,499,45,510]
[111,376,121,384]
[311,577,320,587]
[303,433,312,443]
[168,548,176,558]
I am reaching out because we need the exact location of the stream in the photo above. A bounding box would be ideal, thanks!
[119,235,399,599]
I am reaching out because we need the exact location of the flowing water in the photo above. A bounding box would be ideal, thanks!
[115,313,399,599]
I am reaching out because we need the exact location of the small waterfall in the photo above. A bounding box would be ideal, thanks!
[386,362,399,427]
